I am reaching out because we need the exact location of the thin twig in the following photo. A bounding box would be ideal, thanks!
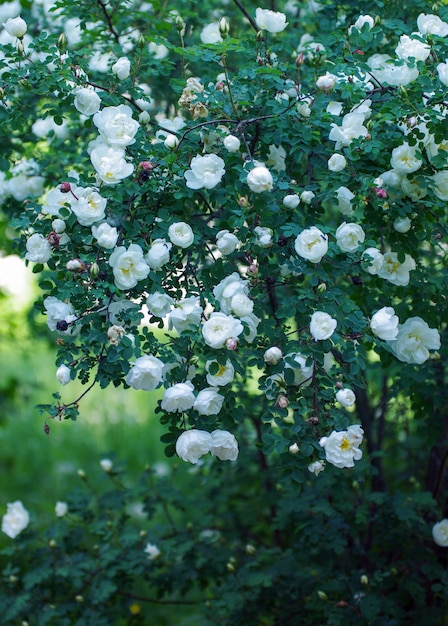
[232,0,259,32]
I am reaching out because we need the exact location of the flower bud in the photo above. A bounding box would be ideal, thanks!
[75,595,84,603]
[60,182,71,193]
[66,259,85,272]
[0,87,5,100]
[264,346,283,364]
[219,17,230,36]
[49,539,57,548]
[317,590,328,601]
[16,40,25,55]
[140,530,147,538]
[289,443,300,454]
[4,16,27,38]
[277,394,289,409]
[245,544,256,554]
[317,283,326,293]
[225,337,238,351]
[175,15,185,31]
[361,575,369,585]
[9,575,18,583]
[57,33,67,52]
[90,262,100,278]
[247,263,258,275]
[77,469,87,480]
[238,195,249,207]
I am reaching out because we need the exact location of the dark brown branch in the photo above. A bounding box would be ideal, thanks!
[232,0,259,32]
[96,0,120,44]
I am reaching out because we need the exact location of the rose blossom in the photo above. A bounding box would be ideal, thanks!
[146,238,172,270]
[184,154,225,190]
[93,104,139,147]
[255,8,288,33]
[362,247,383,275]
[2,501,29,538]
[283,194,300,209]
[247,165,273,193]
[91,222,119,249]
[168,221,194,248]
[377,251,416,286]
[55,501,68,517]
[336,388,356,407]
[223,135,240,152]
[285,352,314,386]
[161,381,196,413]
[335,222,365,252]
[194,387,225,415]
[3,16,27,38]
[254,226,273,247]
[294,226,328,263]
[145,543,161,560]
[437,62,448,86]
[390,143,423,174]
[71,187,107,226]
[90,144,134,184]
[200,22,223,44]
[216,230,239,255]
[56,364,71,385]
[44,296,76,333]
[146,291,173,317]
[308,460,325,475]
[328,153,347,172]
[100,458,113,472]
[206,359,235,386]
[432,520,448,547]
[349,14,374,34]
[316,72,337,92]
[202,312,244,348]
[300,190,315,204]
[25,233,52,263]
[395,35,430,62]
[175,429,213,464]
[388,317,440,365]
[112,57,131,80]
[109,243,149,290]
[168,297,203,333]
[393,217,411,233]
[73,87,101,116]
[432,170,448,200]
[125,355,164,391]
[310,311,337,341]
[417,14,448,37]
[264,346,283,365]
[336,186,355,216]
[319,425,364,468]
[210,429,239,461]
[370,306,399,340]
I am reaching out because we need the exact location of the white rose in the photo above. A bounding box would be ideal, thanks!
[335,222,365,252]
[55,501,68,517]
[109,243,149,290]
[368,54,419,86]
[310,311,337,341]
[168,296,203,333]
[112,57,131,80]
[1,501,29,538]
[100,458,113,472]
[254,226,273,247]
[327,101,343,115]
[316,72,337,92]
[146,238,172,271]
[437,62,448,86]
[370,306,399,340]
[294,226,328,263]
[216,230,239,255]
[349,14,374,33]
[25,233,51,263]
[247,166,273,193]
[144,542,161,560]
[161,381,196,413]
[432,520,448,547]
[329,112,368,149]
[255,8,288,33]
[432,170,448,200]
[417,14,448,36]
[319,425,363,468]
[56,364,71,385]
[125,355,164,391]
[52,219,66,234]
[200,22,223,44]
[91,222,119,249]
[210,429,239,461]
[184,154,226,190]
[395,35,430,62]
[146,292,173,317]
[168,221,194,248]
[391,215,411,234]
[297,98,312,117]
[263,346,283,365]
[300,190,315,204]
[71,187,107,226]
[336,186,355,216]
[336,388,356,407]
[328,153,347,172]
[283,194,300,209]
[73,87,101,116]
[93,104,139,147]
[390,143,423,174]
[3,16,27,37]
[194,387,224,415]
[206,359,235,386]
[229,293,253,317]
[362,247,384,275]
[308,460,325,475]
[90,144,134,185]
[164,134,179,150]
[388,317,441,365]
[213,274,247,311]
[175,429,213,464]
[44,296,76,333]
[285,352,314,386]
[202,312,244,348]
[223,135,240,152]
[377,251,416,286]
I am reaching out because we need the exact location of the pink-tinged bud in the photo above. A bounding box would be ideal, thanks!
[215,81,225,91]
[335,381,344,389]
[277,395,289,409]
[353,49,365,55]
[225,337,238,351]
[47,232,60,247]
[374,187,387,199]
[139,160,155,171]
[296,52,305,66]
[60,182,71,193]
[247,263,258,276]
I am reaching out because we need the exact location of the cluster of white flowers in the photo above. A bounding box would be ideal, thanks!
[175,428,239,464]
